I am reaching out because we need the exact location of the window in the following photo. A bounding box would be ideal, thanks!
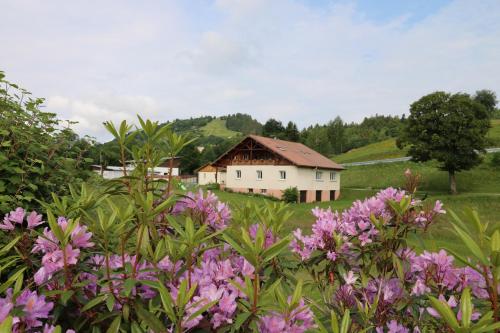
[330,171,336,181]
[316,171,323,180]
[248,188,253,193]
[236,170,241,179]
[261,189,267,194]
[257,170,263,180]
[279,170,286,180]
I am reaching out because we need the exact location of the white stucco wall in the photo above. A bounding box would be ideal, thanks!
[225,165,340,191]
[198,171,227,185]
[219,171,226,185]
[296,168,340,191]
[198,171,217,185]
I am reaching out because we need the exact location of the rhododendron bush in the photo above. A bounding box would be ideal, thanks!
[0,118,499,332]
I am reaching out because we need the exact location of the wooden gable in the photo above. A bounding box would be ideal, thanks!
[214,137,291,167]
[198,164,217,172]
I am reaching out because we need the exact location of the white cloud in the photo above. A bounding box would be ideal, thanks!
[46,94,162,140]
[1,0,499,141]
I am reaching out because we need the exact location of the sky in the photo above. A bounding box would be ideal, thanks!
[1,0,499,141]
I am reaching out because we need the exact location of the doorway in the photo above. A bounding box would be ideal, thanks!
[330,190,336,201]
[299,190,307,203]
[315,190,322,202]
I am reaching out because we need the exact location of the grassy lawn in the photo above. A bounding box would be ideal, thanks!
[199,118,239,138]
[332,120,500,163]
[487,119,500,146]
[341,157,500,193]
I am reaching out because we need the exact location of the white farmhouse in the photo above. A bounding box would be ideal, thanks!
[208,135,344,203]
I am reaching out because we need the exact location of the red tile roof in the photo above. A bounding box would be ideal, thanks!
[248,135,344,170]
[214,134,343,170]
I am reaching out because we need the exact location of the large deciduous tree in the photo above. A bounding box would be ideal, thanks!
[397,91,490,194]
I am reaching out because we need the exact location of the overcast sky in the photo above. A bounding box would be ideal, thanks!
[1,0,499,141]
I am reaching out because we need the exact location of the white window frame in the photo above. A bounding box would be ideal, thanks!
[236,170,242,179]
[330,171,336,181]
[279,170,286,180]
[257,170,263,180]
[316,171,323,181]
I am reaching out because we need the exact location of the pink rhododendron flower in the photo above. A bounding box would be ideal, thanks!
[0,289,54,330]
[172,190,231,230]
[32,218,93,285]
[27,211,44,229]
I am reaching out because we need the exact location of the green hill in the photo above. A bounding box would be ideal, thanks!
[333,120,500,163]
[333,139,406,163]
[199,118,240,138]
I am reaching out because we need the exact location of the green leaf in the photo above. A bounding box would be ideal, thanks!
[491,230,500,252]
[61,290,75,305]
[186,300,217,322]
[291,279,303,307]
[135,303,167,333]
[452,224,488,265]
[0,316,13,333]
[0,267,27,293]
[233,312,251,330]
[106,316,121,333]
[106,295,116,312]
[330,311,340,333]
[460,288,472,328]
[261,236,290,263]
[156,282,176,323]
[131,321,144,333]
[428,296,460,330]
[81,294,107,312]
[123,278,136,297]
[0,236,21,256]
[473,322,500,333]
[340,309,350,333]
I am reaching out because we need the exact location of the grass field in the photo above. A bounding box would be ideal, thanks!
[199,118,239,138]
[333,139,406,163]
[341,156,500,193]
[333,120,500,163]
[487,119,500,146]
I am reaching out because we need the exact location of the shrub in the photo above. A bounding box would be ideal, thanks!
[282,186,298,203]
[0,71,94,214]
[491,152,500,167]
[205,182,220,190]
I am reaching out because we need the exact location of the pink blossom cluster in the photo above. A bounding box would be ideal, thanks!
[0,207,43,230]
[259,298,316,333]
[291,188,422,261]
[168,247,254,330]
[32,217,94,285]
[0,288,54,331]
[172,190,231,230]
